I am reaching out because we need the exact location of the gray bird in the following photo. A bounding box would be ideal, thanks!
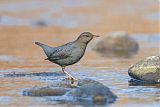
[35,32,99,81]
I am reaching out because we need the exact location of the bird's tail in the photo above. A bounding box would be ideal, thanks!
[35,42,52,57]
[35,42,45,47]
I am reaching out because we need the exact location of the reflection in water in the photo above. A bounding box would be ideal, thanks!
[128,79,160,87]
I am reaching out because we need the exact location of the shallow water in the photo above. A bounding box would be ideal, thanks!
[0,0,159,107]
[0,34,159,107]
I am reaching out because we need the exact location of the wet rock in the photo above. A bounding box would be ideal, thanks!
[23,86,71,96]
[23,80,76,96]
[23,78,117,105]
[128,56,160,83]
[65,83,117,104]
[93,32,139,57]
[77,78,99,86]
[50,81,77,88]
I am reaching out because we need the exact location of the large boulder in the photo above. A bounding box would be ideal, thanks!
[93,32,139,57]
[128,56,160,83]
[65,82,117,105]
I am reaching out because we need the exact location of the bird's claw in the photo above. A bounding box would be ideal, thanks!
[67,76,79,81]
[66,77,79,84]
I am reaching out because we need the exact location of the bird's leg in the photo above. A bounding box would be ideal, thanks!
[62,66,65,74]
[62,67,79,81]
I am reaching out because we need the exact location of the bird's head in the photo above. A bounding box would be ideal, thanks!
[77,32,99,44]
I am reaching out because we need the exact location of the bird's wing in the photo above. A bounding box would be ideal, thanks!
[47,50,71,61]
[47,43,74,61]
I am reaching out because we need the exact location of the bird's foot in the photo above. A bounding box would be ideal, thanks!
[66,76,79,84]
[67,76,79,81]
[65,75,80,84]
[62,69,80,84]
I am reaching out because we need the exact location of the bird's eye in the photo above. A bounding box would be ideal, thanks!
[85,35,89,37]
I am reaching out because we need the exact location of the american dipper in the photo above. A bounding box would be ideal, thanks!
[35,32,99,81]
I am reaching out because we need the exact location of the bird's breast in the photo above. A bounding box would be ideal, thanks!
[70,44,86,61]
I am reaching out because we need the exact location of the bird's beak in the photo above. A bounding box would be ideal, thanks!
[93,35,100,38]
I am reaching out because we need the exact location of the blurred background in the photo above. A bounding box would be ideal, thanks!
[0,0,159,107]
[0,0,159,67]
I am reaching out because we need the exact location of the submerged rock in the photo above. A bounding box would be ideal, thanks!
[4,71,64,78]
[23,86,70,96]
[23,80,76,96]
[93,32,139,57]
[128,56,160,83]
